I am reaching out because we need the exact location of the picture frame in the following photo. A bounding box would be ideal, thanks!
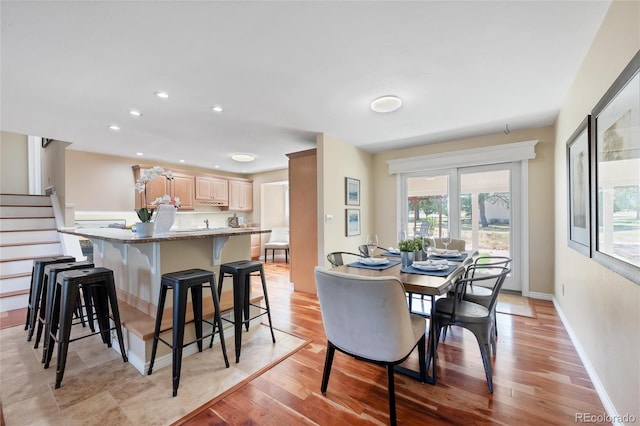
[345,209,361,237]
[590,50,640,284]
[566,116,591,256]
[345,177,360,206]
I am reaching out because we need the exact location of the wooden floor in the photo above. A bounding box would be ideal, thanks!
[179,262,607,426]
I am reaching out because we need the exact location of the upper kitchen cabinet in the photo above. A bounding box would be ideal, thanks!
[195,175,229,206]
[133,165,194,210]
[227,179,253,211]
[171,172,195,210]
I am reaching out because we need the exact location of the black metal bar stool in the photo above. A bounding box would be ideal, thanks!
[217,260,275,363]
[44,267,128,388]
[25,256,75,340]
[148,269,230,397]
[37,260,95,360]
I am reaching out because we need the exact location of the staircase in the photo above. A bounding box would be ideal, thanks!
[0,194,63,313]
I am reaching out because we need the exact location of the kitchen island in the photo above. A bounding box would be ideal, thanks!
[58,226,271,374]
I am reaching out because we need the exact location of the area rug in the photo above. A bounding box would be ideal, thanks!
[496,293,535,318]
[0,323,309,425]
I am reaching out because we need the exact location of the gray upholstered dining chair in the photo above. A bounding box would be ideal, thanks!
[431,265,510,393]
[326,251,363,267]
[314,267,427,426]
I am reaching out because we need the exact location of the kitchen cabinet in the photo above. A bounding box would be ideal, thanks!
[133,166,194,210]
[195,176,228,206]
[251,234,261,260]
[228,179,253,211]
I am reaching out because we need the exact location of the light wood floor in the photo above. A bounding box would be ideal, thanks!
[179,261,608,426]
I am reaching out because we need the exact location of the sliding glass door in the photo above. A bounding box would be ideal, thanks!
[401,162,521,292]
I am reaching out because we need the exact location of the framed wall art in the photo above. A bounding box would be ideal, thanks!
[590,50,640,284]
[566,116,591,256]
[345,177,360,206]
[345,209,360,237]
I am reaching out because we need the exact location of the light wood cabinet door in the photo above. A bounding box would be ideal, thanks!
[251,234,261,259]
[133,166,193,210]
[195,176,229,206]
[228,180,253,211]
[171,173,194,210]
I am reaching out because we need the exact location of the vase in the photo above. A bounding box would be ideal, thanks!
[400,251,414,268]
[135,222,155,237]
[153,204,177,235]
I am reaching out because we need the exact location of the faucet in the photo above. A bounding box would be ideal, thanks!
[204,219,209,229]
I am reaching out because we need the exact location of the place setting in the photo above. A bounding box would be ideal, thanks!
[348,234,401,270]
[399,234,459,276]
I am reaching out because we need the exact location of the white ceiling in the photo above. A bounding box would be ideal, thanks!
[1,1,611,174]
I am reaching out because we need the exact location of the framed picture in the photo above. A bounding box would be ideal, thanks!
[590,51,640,284]
[345,209,361,237]
[566,116,591,256]
[345,177,360,206]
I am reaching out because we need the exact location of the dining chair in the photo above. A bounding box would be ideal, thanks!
[314,266,427,426]
[458,256,512,341]
[326,251,364,267]
[264,227,290,263]
[431,265,510,393]
[357,244,387,257]
[433,238,466,251]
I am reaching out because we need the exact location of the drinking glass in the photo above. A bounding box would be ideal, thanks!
[366,234,379,257]
[441,229,452,251]
[422,235,436,258]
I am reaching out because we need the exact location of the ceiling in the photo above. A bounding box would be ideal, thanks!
[1,1,611,174]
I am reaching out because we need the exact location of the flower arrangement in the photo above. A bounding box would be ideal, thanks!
[134,166,175,223]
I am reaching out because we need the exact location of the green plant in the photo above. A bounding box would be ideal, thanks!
[399,237,422,252]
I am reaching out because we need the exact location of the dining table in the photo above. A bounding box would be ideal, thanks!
[333,249,477,385]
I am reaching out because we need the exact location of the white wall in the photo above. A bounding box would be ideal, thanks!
[0,131,29,194]
[553,0,639,421]
[318,133,373,266]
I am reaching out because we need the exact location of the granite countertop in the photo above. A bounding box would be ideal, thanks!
[59,226,271,244]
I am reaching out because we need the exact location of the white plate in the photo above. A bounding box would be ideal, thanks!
[359,257,389,266]
[412,260,449,271]
[386,247,400,254]
[433,250,461,258]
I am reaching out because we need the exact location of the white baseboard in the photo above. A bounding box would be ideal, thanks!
[527,291,553,300]
[552,297,623,426]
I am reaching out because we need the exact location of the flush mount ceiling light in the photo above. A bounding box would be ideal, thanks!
[212,105,223,113]
[155,91,169,99]
[136,152,144,156]
[109,124,120,131]
[129,109,143,117]
[231,153,254,162]
[370,95,402,113]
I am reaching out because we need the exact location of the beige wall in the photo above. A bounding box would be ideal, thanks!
[318,133,373,267]
[42,140,71,224]
[553,0,639,420]
[372,126,556,295]
[0,131,29,194]
[250,168,289,249]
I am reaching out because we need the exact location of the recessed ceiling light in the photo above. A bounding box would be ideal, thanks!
[231,153,254,162]
[129,110,143,117]
[179,159,185,163]
[371,95,402,113]
[155,91,169,99]
[214,165,220,168]
[212,105,223,113]
[109,124,120,131]
[136,152,144,156]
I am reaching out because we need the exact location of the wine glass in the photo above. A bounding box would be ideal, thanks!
[441,229,452,251]
[422,235,436,258]
[366,234,379,257]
